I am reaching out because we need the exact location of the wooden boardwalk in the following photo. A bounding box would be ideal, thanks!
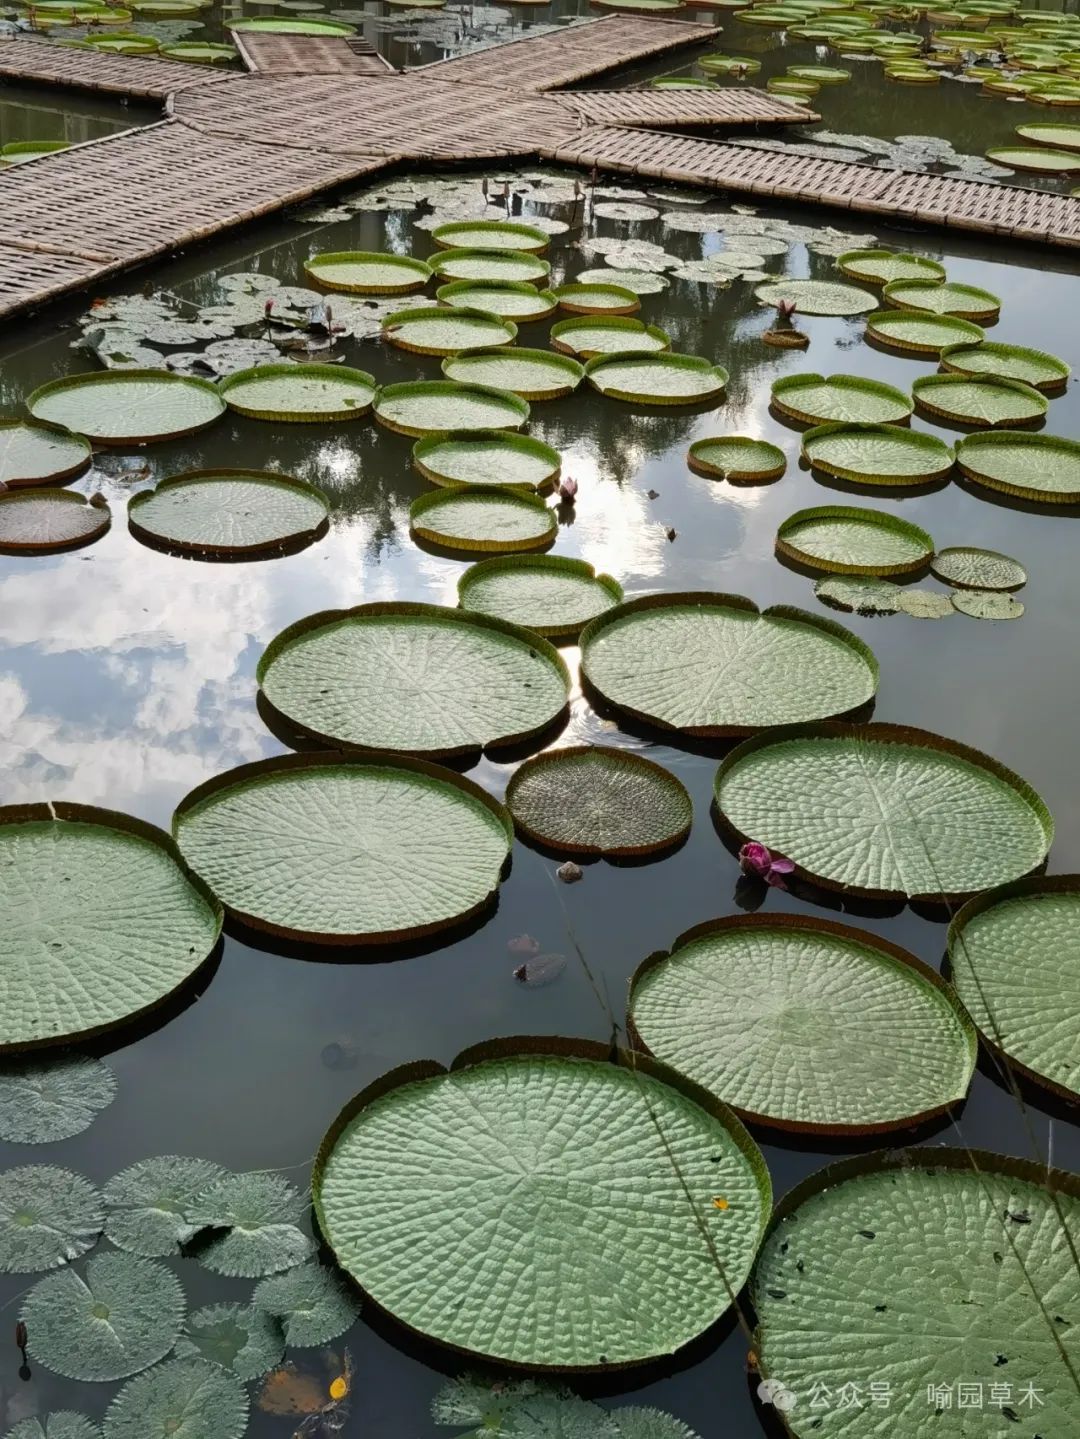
[233,33,395,77]
[0,37,234,101]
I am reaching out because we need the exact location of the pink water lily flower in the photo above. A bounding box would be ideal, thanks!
[558,475,578,504]
[739,841,795,890]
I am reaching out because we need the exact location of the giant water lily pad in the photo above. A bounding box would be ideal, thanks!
[104,1357,248,1439]
[382,307,516,356]
[801,423,954,484]
[0,491,111,555]
[187,1172,311,1278]
[585,353,728,404]
[912,374,1048,426]
[755,279,878,316]
[128,470,329,558]
[949,877,1080,1099]
[442,348,583,401]
[410,488,556,554]
[630,915,975,1131]
[715,722,1053,901]
[431,219,549,253]
[229,14,355,30]
[0,1055,116,1144]
[218,364,375,421]
[0,1166,103,1273]
[22,1252,184,1381]
[252,1261,361,1347]
[930,546,1027,590]
[776,505,934,576]
[579,594,877,738]
[313,1041,771,1368]
[257,604,569,757]
[175,752,515,943]
[431,249,551,284]
[176,1303,284,1380]
[882,278,1002,321]
[986,143,1080,171]
[835,249,946,285]
[0,419,91,488]
[458,556,622,640]
[866,309,985,354]
[435,281,558,321]
[939,339,1070,390]
[303,251,432,295]
[0,805,221,1050]
[374,381,528,436]
[551,283,640,316]
[505,745,692,857]
[752,1150,1080,1435]
[104,1156,228,1258]
[1015,121,1080,151]
[6,1416,102,1439]
[27,371,224,444]
[413,431,558,491]
[956,430,1080,503]
[771,372,913,426]
[549,316,671,358]
[687,437,786,484]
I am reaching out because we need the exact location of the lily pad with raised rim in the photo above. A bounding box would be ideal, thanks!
[939,339,1070,390]
[302,251,432,295]
[579,593,878,738]
[458,556,622,640]
[1015,120,1080,150]
[687,436,786,483]
[442,347,583,401]
[549,317,671,358]
[435,281,558,321]
[551,283,640,316]
[176,1303,284,1380]
[776,505,934,576]
[228,14,355,30]
[504,745,692,857]
[882,278,1002,321]
[771,372,913,426]
[0,1167,103,1273]
[0,1056,116,1144]
[585,353,728,404]
[0,419,91,488]
[911,373,1047,427]
[0,804,221,1050]
[956,430,1080,503]
[312,1039,771,1369]
[836,250,945,285]
[986,143,1080,171]
[0,490,111,556]
[382,307,516,357]
[866,309,985,354]
[629,914,975,1132]
[103,1357,248,1439]
[814,575,903,615]
[128,470,329,558]
[431,249,551,284]
[430,219,550,253]
[104,1156,228,1258]
[754,279,878,316]
[715,721,1053,901]
[252,1261,361,1347]
[801,422,954,484]
[27,371,224,445]
[931,546,1027,590]
[218,364,376,422]
[412,431,559,491]
[175,752,514,945]
[374,381,528,436]
[410,488,557,554]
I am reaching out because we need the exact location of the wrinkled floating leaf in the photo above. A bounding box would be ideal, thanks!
[0,1166,103,1273]
[612,1407,701,1439]
[0,1055,116,1144]
[753,1151,1080,1436]
[410,488,556,555]
[911,374,1047,427]
[866,309,985,354]
[303,250,431,295]
[435,281,557,321]
[0,419,91,488]
[513,952,567,987]
[776,505,934,576]
[104,1156,228,1258]
[432,249,551,284]
[442,348,583,401]
[549,316,670,358]
[187,1171,311,1278]
[951,589,1024,620]
[218,364,375,422]
[27,371,224,444]
[836,249,947,285]
[431,219,549,253]
[413,431,558,491]
[687,437,786,484]
[802,423,954,485]
[585,353,728,404]
[458,557,621,641]
[898,588,953,619]
[374,381,528,437]
[576,268,669,296]
[939,339,1070,391]
[882,278,1002,321]
[104,1357,248,1439]
[5,1415,101,1439]
[593,201,660,221]
[128,470,328,558]
[177,1302,284,1380]
[176,753,514,944]
[755,279,878,316]
[252,1262,361,1347]
[22,1252,183,1381]
[580,594,877,737]
[814,575,902,615]
[0,807,221,1050]
[505,745,692,857]
[0,490,110,556]
[551,283,640,316]
[956,431,1080,503]
[630,915,975,1131]
[716,722,1053,900]
[382,306,516,356]
[313,1044,770,1368]
[931,547,1026,591]
[771,372,912,426]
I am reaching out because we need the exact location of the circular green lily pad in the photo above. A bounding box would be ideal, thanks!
[187,1172,299,1278]
[431,248,551,284]
[911,374,1047,427]
[413,431,559,491]
[23,1252,184,1381]
[630,915,975,1132]
[0,1056,116,1144]
[0,1167,103,1273]
[551,283,640,316]
[176,1303,284,1381]
[229,14,354,29]
[504,745,692,857]
[410,487,556,554]
[771,372,913,426]
[802,422,954,484]
[303,250,431,295]
[104,1156,228,1258]
[882,278,1002,321]
[6,1415,101,1439]
[435,281,558,321]
[930,546,1027,590]
[218,363,375,421]
[313,1040,771,1369]
[0,804,221,1050]
[0,490,111,555]
[458,556,622,640]
[951,589,1024,619]
[715,721,1053,901]
[939,339,1070,391]
[949,877,1080,1099]
[755,279,878,316]
[955,430,1080,503]
[753,1149,1080,1435]
[814,575,903,615]
[777,505,934,576]
[898,587,954,619]
[161,41,237,62]
[0,418,91,488]
[252,1261,361,1348]
[687,436,787,483]
[374,381,528,436]
[431,219,550,253]
[549,316,671,358]
[257,604,569,758]
[1015,120,1080,150]
[585,353,728,404]
[104,1357,248,1439]
[986,143,1080,171]
[382,306,516,356]
[128,470,328,558]
[576,268,669,296]
[580,593,878,738]
[866,309,985,354]
[698,52,762,72]
[768,76,820,95]
[442,347,583,400]
[836,250,946,285]
[27,371,224,445]
[787,63,851,81]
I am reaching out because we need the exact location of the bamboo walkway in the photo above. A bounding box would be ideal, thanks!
[0,36,234,100]
[233,33,395,77]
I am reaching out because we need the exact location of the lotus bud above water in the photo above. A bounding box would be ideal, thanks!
[557,475,578,504]
[738,841,795,890]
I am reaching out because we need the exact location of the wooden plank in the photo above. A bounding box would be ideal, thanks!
[0,36,233,101]
[568,87,816,128]
[234,33,396,77]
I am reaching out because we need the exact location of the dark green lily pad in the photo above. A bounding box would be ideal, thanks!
[104,1156,228,1258]
[187,1172,311,1278]
[0,1055,116,1144]
[251,1261,361,1347]
[103,1357,248,1439]
[458,556,622,640]
[176,1303,284,1380]
[0,1166,103,1273]
[5,1415,102,1439]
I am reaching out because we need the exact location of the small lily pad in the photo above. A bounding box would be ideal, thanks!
[382,306,516,356]
[128,470,329,558]
[955,430,1080,503]
[755,279,878,316]
[866,310,985,354]
[410,487,557,554]
[431,248,551,284]
[435,281,558,321]
[104,1156,229,1258]
[771,373,913,426]
[585,353,728,404]
[951,589,1025,620]
[898,588,954,619]
[836,250,947,285]
[0,490,111,556]
[431,219,549,253]
[442,348,583,401]
[577,268,670,295]
[776,505,933,576]
[551,283,640,315]
[303,251,432,295]
[458,556,622,640]
[549,317,670,358]
[814,575,903,614]
[27,371,224,444]
[911,374,1047,426]
[687,437,786,483]
[176,1303,284,1380]
[188,1172,312,1278]
[0,1166,103,1273]
[413,431,559,491]
[882,278,1002,321]
[930,546,1026,590]
[218,364,375,421]
[5,1415,102,1439]
[104,1357,248,1439]
[801,423,954,484]
[0,1056,116,1144]
[939,339,1070,391]
[0,419,91,488]
[252,1262,361,1347]
[374,381,528,436]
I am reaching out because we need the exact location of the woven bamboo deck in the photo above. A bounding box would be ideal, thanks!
[0,36,234,100]
[568,87,813,127]
[233,33,396,77]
